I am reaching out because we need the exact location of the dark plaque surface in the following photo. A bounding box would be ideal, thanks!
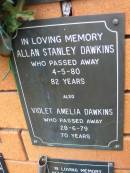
[0,154,8,173]
[12,13,124,150]
[46,158,114,173]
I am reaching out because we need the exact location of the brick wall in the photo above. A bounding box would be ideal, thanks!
[0,1,130,173]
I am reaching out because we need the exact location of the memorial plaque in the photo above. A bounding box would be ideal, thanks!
[12,13,124,150]
[0,154,8,173]
[42,157,114,173]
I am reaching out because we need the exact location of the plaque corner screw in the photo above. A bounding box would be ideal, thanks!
[34,139,38,144]
[114,144,120,149]
[112,18,119,25]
